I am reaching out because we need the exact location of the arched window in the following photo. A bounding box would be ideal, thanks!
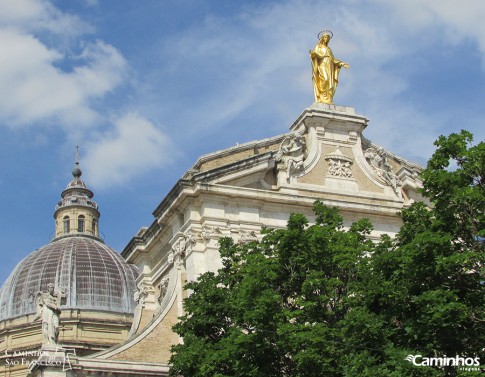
[63,216,70,234]
[92,219,97,235]
[78,215,85,232]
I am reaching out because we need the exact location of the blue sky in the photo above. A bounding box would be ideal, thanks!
[0,0,484,284]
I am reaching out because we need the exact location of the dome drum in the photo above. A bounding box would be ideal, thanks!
[54,207,99,239]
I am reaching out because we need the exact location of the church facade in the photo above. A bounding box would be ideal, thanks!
[24,102,423,376]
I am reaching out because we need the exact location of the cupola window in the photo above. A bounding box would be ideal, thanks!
[63,216,70,234]
[92,219,97,235]
[78,215,85,232]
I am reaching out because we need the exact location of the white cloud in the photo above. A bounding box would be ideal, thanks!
[0,0,127,132]
[0,0,91,36]
[83,113,175,189]
[0,30,126,128]
[74,41,127,97]
[374,0,485,59]
[0,0,172,189]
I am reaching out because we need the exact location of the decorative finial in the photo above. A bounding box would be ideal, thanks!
[72,146,82,178]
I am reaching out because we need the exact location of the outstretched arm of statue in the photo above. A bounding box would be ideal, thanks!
[334,59,349,69]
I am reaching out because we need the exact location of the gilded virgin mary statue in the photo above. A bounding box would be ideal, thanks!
[309,30,349,104]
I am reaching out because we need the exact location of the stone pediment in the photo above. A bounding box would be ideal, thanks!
[181,134,284,189]
[179,103,422,205]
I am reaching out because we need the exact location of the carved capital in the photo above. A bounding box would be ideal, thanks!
[170,230,196,265]
[237,230,259,244]
[198,225,222,242]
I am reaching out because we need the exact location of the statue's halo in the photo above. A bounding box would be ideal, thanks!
[318,30,333,39]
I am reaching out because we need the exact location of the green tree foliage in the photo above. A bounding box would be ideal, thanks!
[170,204,382,377]
[170,131,484,376]
[362,131,484,376]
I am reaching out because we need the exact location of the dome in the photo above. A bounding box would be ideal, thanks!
[0,236,139,321]
[0,151,139,367]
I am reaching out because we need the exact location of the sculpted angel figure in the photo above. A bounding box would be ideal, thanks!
[33,283,64,345]
[134,284,148,306]
[310,30,349,104]
[157,277,170,304]
[364,147,400,194]
[276,132,306,178]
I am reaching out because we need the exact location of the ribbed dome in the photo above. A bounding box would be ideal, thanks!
[0,236,139,321]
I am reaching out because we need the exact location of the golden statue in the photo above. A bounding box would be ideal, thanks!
[309,30,349,104]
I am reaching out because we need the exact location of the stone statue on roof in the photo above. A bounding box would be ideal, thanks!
[33,283,65,346]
